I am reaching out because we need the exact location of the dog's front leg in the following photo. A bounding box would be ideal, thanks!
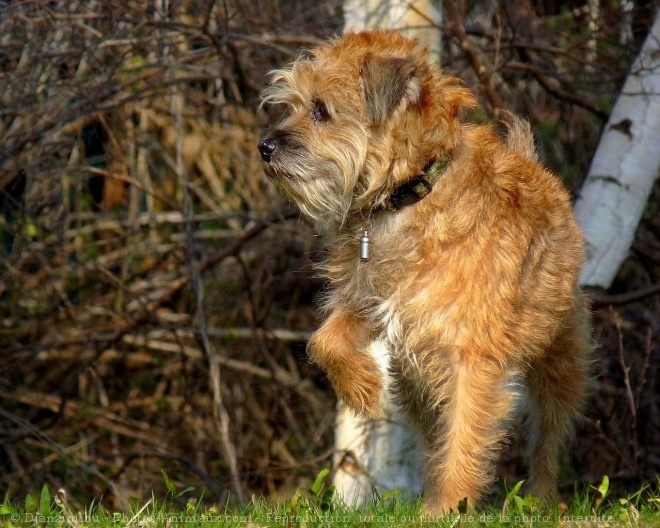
[423,357,519,515]
[307,310,384,418]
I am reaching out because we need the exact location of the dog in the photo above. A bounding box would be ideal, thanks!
[257,30,592,514]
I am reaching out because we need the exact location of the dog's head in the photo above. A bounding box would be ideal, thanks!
[258,31,475,230]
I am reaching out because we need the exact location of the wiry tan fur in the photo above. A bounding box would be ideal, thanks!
[258,31,592,514]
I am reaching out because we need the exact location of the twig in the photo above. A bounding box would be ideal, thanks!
[0,407,125,503]
[589,282,660,307]
[586,417,634,472]
[197,205,298,274]
[4,206,299,358]
[610,307,639,474]
[83,166,180,210]
[235,254,290,379]
[612,309,636,422]
[504,61,609,121]
[636,327,653,406]
[443,0,502,115]
[175,82,245,504]
[120,334,301,385]
[0,390,162,446]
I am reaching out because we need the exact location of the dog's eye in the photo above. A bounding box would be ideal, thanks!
[260,101,289,124]
[311,98,331,123]
[300,49,316,62]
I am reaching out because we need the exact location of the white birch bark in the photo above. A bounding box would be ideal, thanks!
[344,0,442,62]
[575,11,660,290]
[332,1,441,506]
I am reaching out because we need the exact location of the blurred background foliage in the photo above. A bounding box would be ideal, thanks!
[0,0,659,510]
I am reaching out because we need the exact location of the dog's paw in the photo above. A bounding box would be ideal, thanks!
[330,366,384,418]
[421,496,470,518]
[307,323,384,418]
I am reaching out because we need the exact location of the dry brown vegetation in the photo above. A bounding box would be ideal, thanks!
[0,0,658,510]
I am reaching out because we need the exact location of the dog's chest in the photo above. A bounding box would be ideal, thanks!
[331,220,424,315]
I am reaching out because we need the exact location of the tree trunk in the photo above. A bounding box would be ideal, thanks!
[574,11,660,290]
[344,0,442,61]
[332,0,441,506]
[332,342,425,505]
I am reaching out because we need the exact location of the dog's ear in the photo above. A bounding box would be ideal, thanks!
[361,55,419,126]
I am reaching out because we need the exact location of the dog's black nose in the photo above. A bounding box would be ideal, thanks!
[258,138,277,162]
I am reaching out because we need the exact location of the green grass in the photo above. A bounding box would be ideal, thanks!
[2,473,660,527]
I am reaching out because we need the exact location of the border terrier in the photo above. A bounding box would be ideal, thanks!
[258,31,592,514]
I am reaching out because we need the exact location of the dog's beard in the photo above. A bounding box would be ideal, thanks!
[267,154,352,230]
[265,135,368,231]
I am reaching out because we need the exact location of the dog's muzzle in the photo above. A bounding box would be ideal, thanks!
[258,137,277,163]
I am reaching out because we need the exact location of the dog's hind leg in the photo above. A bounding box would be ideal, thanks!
[523,298,592,503]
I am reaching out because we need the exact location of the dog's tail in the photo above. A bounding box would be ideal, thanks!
[501,111,539,162]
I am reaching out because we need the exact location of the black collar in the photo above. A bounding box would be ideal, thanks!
[380,154,451,212]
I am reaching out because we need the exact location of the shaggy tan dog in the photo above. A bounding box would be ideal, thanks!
[258,30,592,514]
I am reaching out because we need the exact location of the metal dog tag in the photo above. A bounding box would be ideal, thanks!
[360,230,371,261]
